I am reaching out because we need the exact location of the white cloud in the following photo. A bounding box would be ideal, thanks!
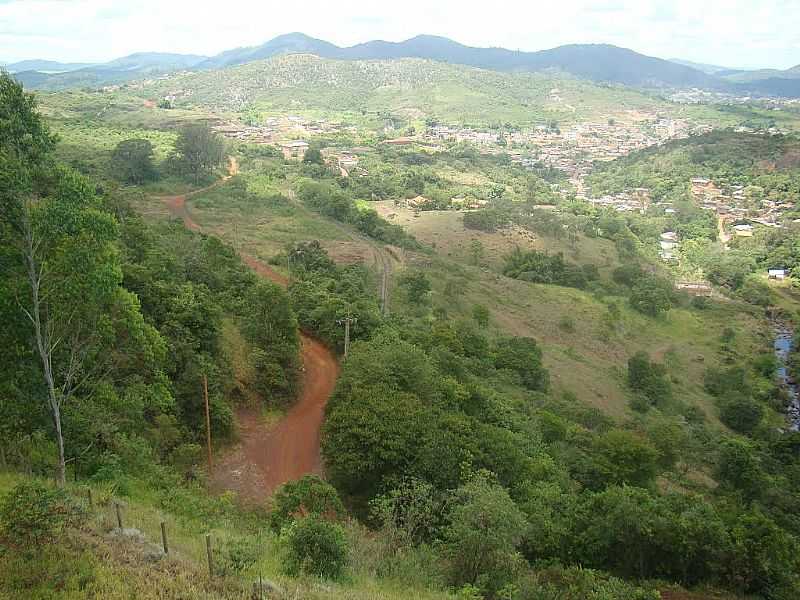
[0,0,797,69]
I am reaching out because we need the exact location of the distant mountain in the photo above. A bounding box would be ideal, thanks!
[198,33,721,90]
[5,59,96,73]
[104,52,207,71]
[13,52,208,90]
[198,33,339,69]
[12,34,800,97]
[668,58,733,75]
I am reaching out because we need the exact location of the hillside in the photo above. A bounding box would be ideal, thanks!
[13,32,800,97]
[129,53,709,127]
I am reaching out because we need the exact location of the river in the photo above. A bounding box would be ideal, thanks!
[774,323,800,430]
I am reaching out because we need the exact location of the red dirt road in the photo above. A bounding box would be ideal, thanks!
[210,333,338,502]
[161,166,339,501]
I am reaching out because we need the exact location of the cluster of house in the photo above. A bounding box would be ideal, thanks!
[671,89,800,111]
[582,188,653,214]
[690,176,797,235]
[212,115,348,146]
[521,118,697,177]
[423,116,697,180]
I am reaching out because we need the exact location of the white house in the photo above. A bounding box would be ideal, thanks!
[768,269,787,280]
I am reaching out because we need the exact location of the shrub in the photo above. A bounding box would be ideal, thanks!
[557,315,576,333]
[627,351,671,407]
[737,276,772,306]
[629,276,673,317]
[515,566,658,600]
[495,337,549,392]
[270,475,345,533]
[218,535,261,575]
[443,473,527,595]
[282,516,349,580]
[0,482,77,552]
[720,395,764,434]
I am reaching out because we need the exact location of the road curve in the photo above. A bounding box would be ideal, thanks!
[160,168,340,501]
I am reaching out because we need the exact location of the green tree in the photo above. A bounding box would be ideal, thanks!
[627,351,671,407]
[302,145,323,165]
[0,74,143,485]
[715,438,765,501]
[399,270,432,304]
[630,276,673,317]
[172,123,225,183]
[282,516,349,580]
[110,138,157,184]
[494,336,549,391]
[270,475,345,533]
[443,473,527,595]
[592,430,660,488]
[720,395,763,435]
[472,304,489,328]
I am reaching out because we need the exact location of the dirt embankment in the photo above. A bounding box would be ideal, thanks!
[161,162,339,501]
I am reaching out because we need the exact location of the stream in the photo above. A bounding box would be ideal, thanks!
[774,322,800,430]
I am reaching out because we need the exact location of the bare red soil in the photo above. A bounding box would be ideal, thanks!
[161,165,339,501]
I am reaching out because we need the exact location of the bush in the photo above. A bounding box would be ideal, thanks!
[557,315,576,333]
[720,395,764,434]
[270,475,345,533]
[629,276,673,317]
[515,566,658,600]
[218,535,261,575]
[443,473,527,595]
[627,351,671,407]
[737,276,772,306]
[495,336,550,392]
[282,516,349,580]
[0,482,78,552]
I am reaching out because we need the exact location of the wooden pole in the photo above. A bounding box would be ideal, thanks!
[115,502,123,529]
[203,374,212,471]
[87,488,93,509]
[160,521,169,555]
[344,318,350,357]
[206,533,214,577]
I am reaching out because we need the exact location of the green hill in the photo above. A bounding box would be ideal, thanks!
[130,54,707,127]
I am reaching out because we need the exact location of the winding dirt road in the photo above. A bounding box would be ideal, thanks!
[160,162,339,502]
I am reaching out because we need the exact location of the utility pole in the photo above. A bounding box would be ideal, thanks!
[203,374,212,471]
[337,312,357,357]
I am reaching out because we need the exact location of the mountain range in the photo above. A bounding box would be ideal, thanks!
[8,32,800,97]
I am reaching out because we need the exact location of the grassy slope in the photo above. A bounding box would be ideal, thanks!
[170,165,769,425]
[0,472,453,600]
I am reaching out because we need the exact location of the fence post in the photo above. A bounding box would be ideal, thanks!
[160,521,169,555]
[86,488,93,510]
[206,533,213,577]
[115,502,123,529]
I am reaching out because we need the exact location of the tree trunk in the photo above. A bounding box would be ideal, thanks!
[52,400,66,487]
[22,211,67,487]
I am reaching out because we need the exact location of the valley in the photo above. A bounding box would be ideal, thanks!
[3,26,800,600]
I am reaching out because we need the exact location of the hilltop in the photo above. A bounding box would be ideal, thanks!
[12,32,800,97]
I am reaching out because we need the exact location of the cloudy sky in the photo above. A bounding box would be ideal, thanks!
[1,0,798,69]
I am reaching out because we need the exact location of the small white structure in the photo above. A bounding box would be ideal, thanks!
[734,224,754,237]
[768,269,787,280]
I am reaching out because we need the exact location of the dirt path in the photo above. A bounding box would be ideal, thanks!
[160,159,340,501]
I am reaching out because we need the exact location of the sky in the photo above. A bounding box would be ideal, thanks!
[1,0,799,69]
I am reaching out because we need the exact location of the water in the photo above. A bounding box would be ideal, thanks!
[774,324,800,430]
